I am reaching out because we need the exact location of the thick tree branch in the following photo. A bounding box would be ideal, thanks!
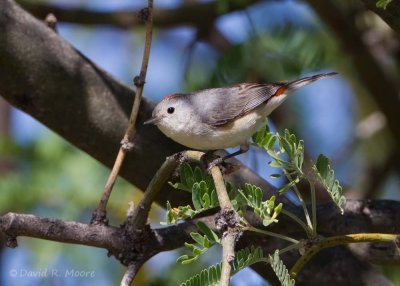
[2,200,400,258]
[0,213,125,251]
[0,0,274,209]
[16,0,262,30]
[1,200,399,285]
[361,0,400,33]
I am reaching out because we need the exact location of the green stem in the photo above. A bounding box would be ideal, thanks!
[280,209,312,236]
[246,226,299,244]
[290,233,400,279]
[293,188,312,232]
[278,242,302,255]
[285,172,313,235]
[310,181,317,238]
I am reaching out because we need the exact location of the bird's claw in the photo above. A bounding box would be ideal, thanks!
[207,157,223,172]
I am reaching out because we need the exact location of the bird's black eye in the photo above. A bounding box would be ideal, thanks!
[167,107,175,114]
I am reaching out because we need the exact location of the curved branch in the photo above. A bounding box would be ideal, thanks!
[290,233,399,279]
[120,263,141,286]
[16,0,262,29]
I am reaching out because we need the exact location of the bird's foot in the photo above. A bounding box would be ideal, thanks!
[207,157,224,172]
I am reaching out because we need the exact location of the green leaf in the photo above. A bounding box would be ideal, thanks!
[252,125,265,144]
[177,255,199,265]
[261,129,305,178]
[162,203,197,224]
[270,173,282,178]
[269,160,284,168]
[190,232,206,246]
[210,189,218,207]
[178,240,209,265]
[180,263,222,286]
[170,164,219,213]
[315,154,329,178]
[181,163,194,189]
[202,193,211,209]
[313,154,346,213]
[176,254,190,263]
[252,124,278,151]
[179,227,219,266]
[171,163,216,196]
[180,246,267,286]
[265,134,277,149]
[376,0,392,9]
[197,221,220,243]
[280,133,293,155]
[277,178,299,194]
[239,184,281,226]
[169,182,190,192]
[269,250,295,286]
[192,182,203,210]
[194,166,203,183]
[232,246,266,272]
[165,201,174,224]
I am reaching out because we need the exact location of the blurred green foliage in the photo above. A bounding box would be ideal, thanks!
[0,132,141,284]
[0,132,135,221]
[186,25,341,91]
[376,0,392,9]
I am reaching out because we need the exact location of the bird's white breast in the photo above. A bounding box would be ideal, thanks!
[157,93,288,150]
[157,105,265,150]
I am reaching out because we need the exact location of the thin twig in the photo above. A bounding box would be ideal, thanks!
[124,153,181,231]
[120,263,140,286]
[280,209,311,236]
[278,242,302,255]
[210,166,233,210]
[209,165,240,286]
[309,181,317,238]
[92,0,154,224]
[123,150,205,238]
[44,13,57,32]
[220,232,235,286]
[285,172,313,235]
[290,233,400,279]
[246,225,299,244]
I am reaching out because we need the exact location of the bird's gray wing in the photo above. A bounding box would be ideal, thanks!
[191,83,284,126]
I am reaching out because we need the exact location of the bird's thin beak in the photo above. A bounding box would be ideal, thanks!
[143,116,162,125]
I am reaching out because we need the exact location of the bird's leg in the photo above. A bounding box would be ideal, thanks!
[207,143,249,171]
[200,150,219,170]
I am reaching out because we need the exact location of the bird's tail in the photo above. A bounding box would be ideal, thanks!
[286,72,338,91]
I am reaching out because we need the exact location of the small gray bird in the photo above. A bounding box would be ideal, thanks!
[145,72,337,160]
